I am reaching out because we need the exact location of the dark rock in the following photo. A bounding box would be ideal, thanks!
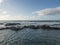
[28,25,40,29]
[5,23,21,26]
[41,25,50,29]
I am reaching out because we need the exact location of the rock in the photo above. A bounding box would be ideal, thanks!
[41,25,50,29]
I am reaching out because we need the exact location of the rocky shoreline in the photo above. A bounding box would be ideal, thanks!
[0,24,60,31]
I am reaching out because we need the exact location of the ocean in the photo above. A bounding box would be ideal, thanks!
[0,20,60,45]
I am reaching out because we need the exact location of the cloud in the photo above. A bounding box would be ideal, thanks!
[0,10,38,20]
[0,0,3,3]
[1,7,60,20]
[33,7,60,16]
[0,10,10,20]
[0,0,5,3]
[0,0,7,4]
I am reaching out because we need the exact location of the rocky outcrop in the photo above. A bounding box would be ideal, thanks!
[0,23,60,31]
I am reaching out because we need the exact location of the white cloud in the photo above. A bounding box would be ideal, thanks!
[0,10,37,20]
[0,0,3,3]
[0,0,5,3]
[1,7,60,20]
[0,0,7,4]
[0,10,10,20]
[2,11,7,14]
[7,15,38,20]
[33,7,60,16]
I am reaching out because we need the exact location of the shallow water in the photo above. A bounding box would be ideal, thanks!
[0,29,60,45]
[0,21,60,45]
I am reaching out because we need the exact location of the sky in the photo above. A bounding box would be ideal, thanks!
[0,0,60,20]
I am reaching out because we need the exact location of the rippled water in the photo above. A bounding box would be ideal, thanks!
[0,21,60,45]
[1,29,60,45]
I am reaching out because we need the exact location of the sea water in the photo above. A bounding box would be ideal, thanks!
[0,21,60,45]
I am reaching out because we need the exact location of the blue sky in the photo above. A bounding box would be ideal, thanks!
[0,0,60,20]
